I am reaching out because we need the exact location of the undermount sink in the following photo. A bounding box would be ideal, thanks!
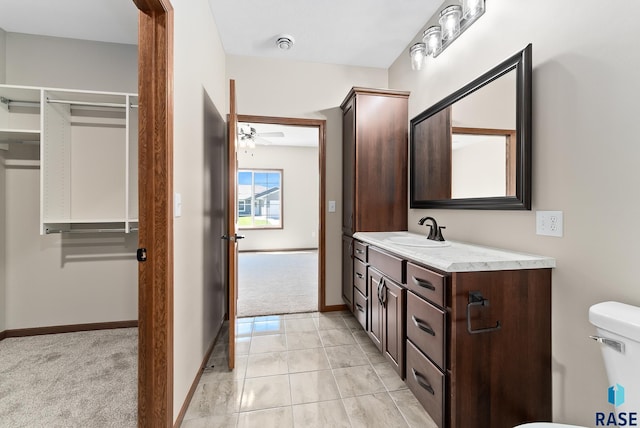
[386,235,451,248]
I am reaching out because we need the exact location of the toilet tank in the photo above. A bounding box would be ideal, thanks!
[589,301,640,415]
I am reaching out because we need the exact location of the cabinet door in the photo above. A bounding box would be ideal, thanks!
[342,98,355,235]
[342,235,353,309]
[367,268,383,351]
[383,278,405,377]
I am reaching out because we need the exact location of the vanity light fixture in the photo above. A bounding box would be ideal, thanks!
[409,0,486,69]
[410,43,427,71]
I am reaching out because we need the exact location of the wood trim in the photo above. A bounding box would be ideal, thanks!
[340,87,411,109]
[135,1,174,427]
[237,115,327,312]
[451,126,516,136]
[172,325,224,428]
[238,248,318,253]
[323,304,348,312]
[227,80,238,370]
[0,321,138,340]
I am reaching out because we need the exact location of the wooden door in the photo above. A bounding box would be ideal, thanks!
[226,80,238,369]
[367,268,383,351]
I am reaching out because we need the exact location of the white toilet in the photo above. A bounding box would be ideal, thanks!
[515,301,640,428]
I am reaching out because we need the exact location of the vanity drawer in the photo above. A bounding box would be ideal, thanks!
[369,246,404,284]
[407,262,447,308]
[353,258,367,296]
[353,288,367,330]
[407,291,446,371]
[353,241,368,262]
[406,340,445,428]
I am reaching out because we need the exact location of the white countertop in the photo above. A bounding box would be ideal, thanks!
[353,231,556,273]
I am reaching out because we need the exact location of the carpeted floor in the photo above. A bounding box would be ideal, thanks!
[0,328,137,428]
[237,250,318,317]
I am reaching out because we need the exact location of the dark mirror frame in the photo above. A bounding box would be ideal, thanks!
[410,43,532,210]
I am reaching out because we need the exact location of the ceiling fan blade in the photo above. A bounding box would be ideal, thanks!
[256,131,285,138]
[254,136,272,146]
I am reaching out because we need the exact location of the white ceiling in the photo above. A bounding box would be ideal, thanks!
[208,0,441,68]
[0,0,138,45]
[242,123,319,148]
[0,0,442,69]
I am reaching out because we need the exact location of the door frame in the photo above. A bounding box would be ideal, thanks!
[236,115,328,310]
[133,0,174,427]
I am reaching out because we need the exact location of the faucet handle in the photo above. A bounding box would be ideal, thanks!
[435,226,446,242]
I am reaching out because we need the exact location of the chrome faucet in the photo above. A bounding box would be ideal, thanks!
[418,216,446,241]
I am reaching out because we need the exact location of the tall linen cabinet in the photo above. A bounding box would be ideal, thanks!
[340,87,409,311]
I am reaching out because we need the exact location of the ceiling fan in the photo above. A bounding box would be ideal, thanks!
[238,123,285,148]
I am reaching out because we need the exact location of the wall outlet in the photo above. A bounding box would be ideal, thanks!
[536,211,563,237]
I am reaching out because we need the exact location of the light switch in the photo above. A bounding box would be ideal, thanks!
[174,193,182,217]
[328,200,336,212]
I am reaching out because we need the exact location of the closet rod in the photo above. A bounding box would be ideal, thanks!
[47,99,135,109]
[45,228,131,234]
[0,97,40,108]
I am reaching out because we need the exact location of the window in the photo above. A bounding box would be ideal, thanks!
[237,169,282,229]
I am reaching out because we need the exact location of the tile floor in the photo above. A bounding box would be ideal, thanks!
[181,311,437,428]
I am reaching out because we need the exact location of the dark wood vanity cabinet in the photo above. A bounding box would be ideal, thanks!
[341,87,409,235]
[342,235,354,310]
[367,247,407,377]
[354,240,552,428]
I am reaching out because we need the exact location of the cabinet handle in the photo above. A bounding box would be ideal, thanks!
[411,368,435,395]
[356,272,364,279]
[412,276,435,291]
[355,248,364,255]
[355,303,365,313]
[377,277,384,305]
[381,282,387,307]
[466,291,501,334]
[411,315,435,336]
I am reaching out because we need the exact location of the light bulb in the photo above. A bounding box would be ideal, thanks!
[462,0,485,20]
[422,26,442,56]
[409,43,426,71]
[439,5,462,41]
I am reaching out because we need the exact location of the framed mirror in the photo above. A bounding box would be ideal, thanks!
[410,44,532,209]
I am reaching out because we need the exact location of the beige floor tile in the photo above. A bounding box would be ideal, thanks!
[254,315,284,322]
[325,344,369,369]
[319,328,356,346]
[343,392,409,428]
[249,334,287,354]
[343,315,365,331]
[240,375,291,411]
[286,331,323,350]
[287,348,330,373]
[284,312,315,319]
[237,406,293,428]
[236,322,253,337]
[333,365,386,398]
[245,352,288,378]
[284,318,317,332]
[204,355,247,381]
[292,400,351,428]
[237,317,254,324]
[352,330,372,344]
[373,362,408,392]
[184,379,242,420]
[252,320,286,336]
[389,389,439,428]
[236,337,251,356]
[180,413,238,428]
[314,316,348,330]
[289,370,340,405]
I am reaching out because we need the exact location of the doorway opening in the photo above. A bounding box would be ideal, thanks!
[235,115,326,317]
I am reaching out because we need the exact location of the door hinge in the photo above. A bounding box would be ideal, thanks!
[137,248,147,262]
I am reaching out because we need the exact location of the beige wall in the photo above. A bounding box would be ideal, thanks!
[0,28,6,83]
[238,145,319,251]
[389,0,640,425]
[171,0,228,420]
[2,34,138,330]
[5,32,137,92]
[227,55,388,306]
[0,151,5,332]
